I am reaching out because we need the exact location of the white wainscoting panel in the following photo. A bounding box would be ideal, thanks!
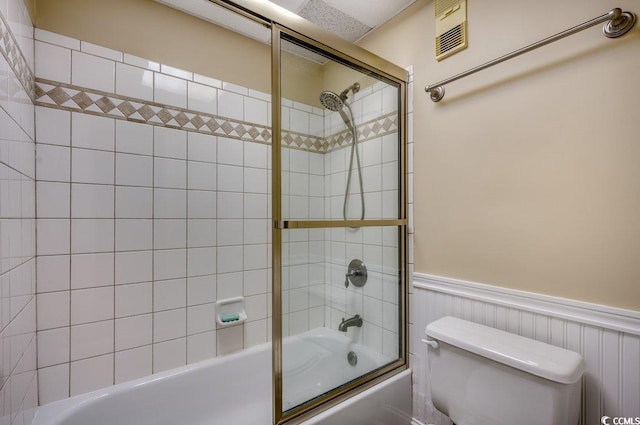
[411,273,640,425]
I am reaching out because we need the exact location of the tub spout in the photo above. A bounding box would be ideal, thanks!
[338,314,363,332]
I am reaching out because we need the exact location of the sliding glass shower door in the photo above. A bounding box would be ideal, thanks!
[272,27,407,423]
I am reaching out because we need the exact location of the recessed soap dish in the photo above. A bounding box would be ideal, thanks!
[215,297,247,327]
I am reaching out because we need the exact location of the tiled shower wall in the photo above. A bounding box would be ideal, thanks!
[0,0,38,423]
[323,82,401,358]
[33,29,276,404]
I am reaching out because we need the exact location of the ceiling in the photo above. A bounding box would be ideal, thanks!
[157,0,416,45]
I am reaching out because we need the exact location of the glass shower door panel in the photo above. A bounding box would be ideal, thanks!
[278,34,403,415]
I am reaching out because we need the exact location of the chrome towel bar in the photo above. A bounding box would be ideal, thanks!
[425,8,636,102]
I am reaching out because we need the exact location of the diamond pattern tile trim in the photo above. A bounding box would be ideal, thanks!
[0,12,35,100]
[35,79,398,154]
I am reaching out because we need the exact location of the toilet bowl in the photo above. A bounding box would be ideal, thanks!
[425,316,585,425]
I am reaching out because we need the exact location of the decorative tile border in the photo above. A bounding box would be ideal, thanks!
[0,12,34,100]
[35,79,398,154]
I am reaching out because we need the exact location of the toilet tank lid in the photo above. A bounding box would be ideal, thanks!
[425,316,585,384]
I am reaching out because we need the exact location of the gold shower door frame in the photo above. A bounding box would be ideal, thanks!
[271,25,409,424]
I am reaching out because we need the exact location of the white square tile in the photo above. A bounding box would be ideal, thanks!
[35,29,79,49]
[115,186,152,218]
[37,255,70,292]
[245,293,267,320]
[35,41,70,83]
[72,113,114,151]
[160,64,192,80]
[243,219,268,245]
[71,286,114,325]
[243,194,266,219]
[187,331,215,364]
[115,282,152,318]
[216,246,243,274]
[244,319,267,347]
[154,219,186,250]
[217,219,242,246]
[116,153,153,187]
[123,54,159,72]
[216,325,243,355]
[187,219,216,248]
[217,90,243,121]
[153,249,186,280]
[187,247,216,277]
[187,133,216,163]
[217,137,243,166]
[187,190,216,219]
[187,81,216,115]
[71,219,114,253]
[38,364,70,405]
[153,308,186,342]
[71,252,114,289]
[153,338,186,373]
[37,328,70,367]
[36,107,70,146]
[81,41,122,61]
[36,144,70,182]
[381,133,397,163]
[116,62,153,101]
[187,161,216,191]
[289,109,309,134]
[154,158,186,189]
[187,275,216,306]
[244,97,267,126]
[36,219,70,255]
[217,165,243,192]
[216,192,242,219]
[70,320,114,361]
[36,291,70,330]
[154,127,186,159]
[243,269,267,296]
[154,73,187,108]
[193,74,221,88]
[187,303,215,335]
[115,121,153,155]
[382,161,398,191]
[154,278,186,311]
[217,272,243,299]
[244,143,267,169]
[244,244,267,270]
[244,168,267,194]
[37,182,70,218]
[115,346,152,384]
[72,51,115,93]
[70,354,113,396]
[115,251,152,284]
[71,184,114,218]
[115,314,152,350]
[154,189,186,218]
[115,219,152,251]
[71,148,114,184]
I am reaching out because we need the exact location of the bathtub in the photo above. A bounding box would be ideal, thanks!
[33,328,412,425]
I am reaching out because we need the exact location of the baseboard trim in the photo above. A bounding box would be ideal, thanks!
[413,273,640,336]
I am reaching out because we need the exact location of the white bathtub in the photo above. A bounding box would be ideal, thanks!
[33,328,412,425]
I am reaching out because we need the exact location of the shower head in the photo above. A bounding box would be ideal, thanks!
[319,90,344,112]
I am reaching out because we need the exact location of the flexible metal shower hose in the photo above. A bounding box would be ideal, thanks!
[342,103,365,222]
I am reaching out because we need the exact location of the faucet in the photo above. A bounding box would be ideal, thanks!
[338,314,363,332]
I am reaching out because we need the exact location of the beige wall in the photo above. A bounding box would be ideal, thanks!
[34,0,324,105]
[359,0,640,310]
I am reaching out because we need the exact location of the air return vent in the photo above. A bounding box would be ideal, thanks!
[435,0,467,61]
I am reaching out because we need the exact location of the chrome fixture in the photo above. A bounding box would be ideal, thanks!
[319,83,365,221]
[344,259,367,288]
[347,351,358,366]
[425,8,637,102]
[338,314,363,332]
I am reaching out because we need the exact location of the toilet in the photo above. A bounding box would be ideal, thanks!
[424,316,585,425]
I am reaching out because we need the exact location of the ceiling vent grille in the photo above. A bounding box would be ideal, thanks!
[435,0,467,61]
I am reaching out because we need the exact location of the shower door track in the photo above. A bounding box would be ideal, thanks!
[275,220,406,229]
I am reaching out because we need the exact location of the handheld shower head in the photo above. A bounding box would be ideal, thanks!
[319,91,344,112]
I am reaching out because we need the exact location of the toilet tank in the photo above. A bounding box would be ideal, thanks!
[425,317,585,425]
